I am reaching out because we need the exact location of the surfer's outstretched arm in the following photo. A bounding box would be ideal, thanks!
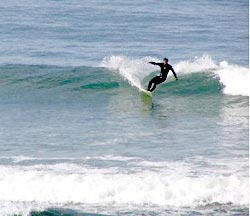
[170,67,178,80]
[149,62,161,66]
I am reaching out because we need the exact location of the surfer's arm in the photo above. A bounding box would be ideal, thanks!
[148,62,161,66]
[170,67,178,80]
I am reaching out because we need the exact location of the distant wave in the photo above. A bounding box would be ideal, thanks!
[0,55,248,97]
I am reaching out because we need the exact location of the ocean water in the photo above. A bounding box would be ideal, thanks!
[0,1,249,216]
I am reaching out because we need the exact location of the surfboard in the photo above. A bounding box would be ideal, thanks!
[140,88,152,97]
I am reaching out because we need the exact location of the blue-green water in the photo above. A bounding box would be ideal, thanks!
[0,1,249,216]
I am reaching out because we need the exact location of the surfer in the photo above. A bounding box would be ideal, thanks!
[147,58,178,92]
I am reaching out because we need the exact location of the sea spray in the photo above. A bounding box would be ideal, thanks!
[101,56,160,89]
[174,55,218,74]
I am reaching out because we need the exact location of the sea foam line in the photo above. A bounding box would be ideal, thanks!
[0,165,248,207]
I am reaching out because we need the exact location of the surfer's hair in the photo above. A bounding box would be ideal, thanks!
[163,58,168,61]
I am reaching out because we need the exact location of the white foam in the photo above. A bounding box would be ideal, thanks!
[174,55,218,74]
[174,55,249,96]
[0,162,248,215]
[0,154,140,164]
[101,55,249,96]
[101,55,159,90]
[85,154,140,162]
[216,61,249,96]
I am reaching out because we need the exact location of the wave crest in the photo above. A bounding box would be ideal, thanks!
[175,55,249,96]
[102,55,249,96]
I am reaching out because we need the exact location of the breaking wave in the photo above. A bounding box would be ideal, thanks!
[102,55,249,96]
[0,55,248,97]
[0,156,248,215]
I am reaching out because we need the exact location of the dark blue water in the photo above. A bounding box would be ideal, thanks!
[0,1,248,215]
[0,0,248,66]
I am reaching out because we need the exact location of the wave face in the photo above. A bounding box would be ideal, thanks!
[0,56,248,100]
[0,64,120,91]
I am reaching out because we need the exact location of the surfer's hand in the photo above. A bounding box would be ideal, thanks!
[176,77,178,81]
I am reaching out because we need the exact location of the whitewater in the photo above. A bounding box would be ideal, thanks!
[0,156,248,215]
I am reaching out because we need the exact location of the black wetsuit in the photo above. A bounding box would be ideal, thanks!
[147,62,178,92]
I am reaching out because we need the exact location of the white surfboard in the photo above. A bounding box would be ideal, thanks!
[139,88,152,97]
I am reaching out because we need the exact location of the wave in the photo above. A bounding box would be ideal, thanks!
[0,161,248,215]
[174,55,249,96]
[0,65,121,96]
[102,55,249,96]
[0,55,248,97]
[0,154,248,215]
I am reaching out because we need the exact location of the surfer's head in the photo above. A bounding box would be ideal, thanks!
[163,58,168,64]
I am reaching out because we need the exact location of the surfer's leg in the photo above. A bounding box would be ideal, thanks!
[150,83,157,92]
[148,76,159,91]
[148,77,157,91]
[147,80,153,91]
[149,76,164,92]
